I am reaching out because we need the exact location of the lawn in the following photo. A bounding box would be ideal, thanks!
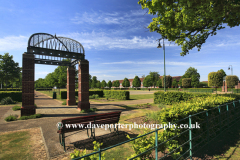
[0,131,33,160]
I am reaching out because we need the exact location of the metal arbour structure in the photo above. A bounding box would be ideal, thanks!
[21,33,90,116]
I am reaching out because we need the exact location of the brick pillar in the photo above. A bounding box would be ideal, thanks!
[21,53,35,116]
[222,81,225,92]
[67,66,76,105]
[78,60,90,111]
[225,81,228,92]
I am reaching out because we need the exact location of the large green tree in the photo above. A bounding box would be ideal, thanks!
[149,71,160,88]
[113,80,120,88]
[132,76,141,88]
[138,0,240,56]
[101,80,107,88]
[182,67,200,87]
[0,53,21,88]
[107,81,112,89]
[172,78,178,88]
[91,76,98,88]
[218,69,227,78]
[122,78,130,87]
[143,75,153,87]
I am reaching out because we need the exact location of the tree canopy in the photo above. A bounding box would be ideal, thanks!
[143,75,153,87]
[149,71,160,88]
[133,76,141,88]
[107,81,112,88]
[122,78,130,87]
[138,0,240,56]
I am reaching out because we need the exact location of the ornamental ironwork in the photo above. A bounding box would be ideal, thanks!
[27,33,85,66]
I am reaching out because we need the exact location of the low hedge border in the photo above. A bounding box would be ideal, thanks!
[0,91,22,102]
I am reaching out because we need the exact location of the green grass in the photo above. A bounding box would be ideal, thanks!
[0,131,33,160]
[5,114,42,122]
[4,115,18,122]
[12,106,21,111]
[130,94,154,100]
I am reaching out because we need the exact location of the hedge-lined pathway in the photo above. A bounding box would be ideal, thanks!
[0,91,154,159]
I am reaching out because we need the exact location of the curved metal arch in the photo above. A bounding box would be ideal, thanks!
[28,33,85,54]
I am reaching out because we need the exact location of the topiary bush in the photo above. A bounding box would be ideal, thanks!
[1,97,16,105]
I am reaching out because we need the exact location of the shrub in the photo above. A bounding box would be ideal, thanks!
[0,91,22,102]
[5,115,18,122]
[1,97,16,105]
[208,71,223,88]
[62,101,66,105]
[61,90,104,99]
[103,90,129,100]
[12,106,21,111]
[70,141,105,159]
[226,75,239,88]
[19,114,42,120]
[161,75,172,88]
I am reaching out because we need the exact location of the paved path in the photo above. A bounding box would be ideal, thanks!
[0,91,154,159]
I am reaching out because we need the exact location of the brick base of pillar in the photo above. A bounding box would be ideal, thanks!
[67,99,76,106]
[77,101,90,111]
[21,106,36,116]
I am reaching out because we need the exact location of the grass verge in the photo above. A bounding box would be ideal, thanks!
[0,131,33,159]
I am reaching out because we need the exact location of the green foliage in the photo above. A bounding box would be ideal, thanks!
[18,114,42,120]
[208,71,223,87]
[96,81,101,89]
[122,78,130,87]
[35,88,52,91]
[132,76,141,88]
[191,74,199,87]
[161,75,172,88]
[218,69,227,78]
[0,96,16,105]
[198,82,208,88]
[154,91,210,105]
[113,80,120,88]
[62,101,66,105]
[137,1,238,56]
[226,75,239,87]
[0,53,21,88]
[12,106,21,111]
[149,71,160,88]
[91,76,98,88]
[156,79,162,88]
[107,81,112,89]
[5,114,18,122]
[70,141,105,160]
[101,80,107,88]
[143,75,152,87]
[182,78,191,88]
[80,108,98,113]
[103,90,129,100]
[61,90,104,99]
[172,78,178,87]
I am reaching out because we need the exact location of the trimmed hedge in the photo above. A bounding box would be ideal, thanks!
[154,91,210,105]
[60,90,104,99]
[0,88,22,91]
[226,75,239,87]
[0,91,22,102]
[186,88,214,93]
[103,90,130,100]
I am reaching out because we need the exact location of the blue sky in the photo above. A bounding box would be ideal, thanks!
[1,0,240,82]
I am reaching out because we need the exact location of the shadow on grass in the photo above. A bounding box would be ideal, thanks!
[192,119,240,159]
[67,131,138,151]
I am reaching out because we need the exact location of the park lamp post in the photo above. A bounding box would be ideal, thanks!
[157,38,166,92]
[228,65,233,75]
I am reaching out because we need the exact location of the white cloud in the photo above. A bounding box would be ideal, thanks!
[71,10,147,26]
[0,35,28,51]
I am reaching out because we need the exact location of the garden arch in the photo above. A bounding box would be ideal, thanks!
[21,33,90,116]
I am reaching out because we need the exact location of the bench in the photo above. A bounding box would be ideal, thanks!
[57,111,122,151]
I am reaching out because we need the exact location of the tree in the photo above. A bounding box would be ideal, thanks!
[191,74,199,88]
[182,67,200,87]
[138,0,240,56]
[218,69,227,78]
[172,78,178,88]
[226,75,239,93]
[208,71,223,94]
[143,75,152,88]
[101,80,107,88]
[182,78,192,88]
[107,81,112,89]
[113,80,120,88]
[157,79,162,88]
[0,53,21,88]
[132,76,141,88]
[161,75,172,88]
[89,74,92,89]
[122,78,130,87]
[149,71,160,88]
[91,76,98,88]
[45,73,57,88]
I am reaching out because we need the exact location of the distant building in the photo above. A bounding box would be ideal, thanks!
[112,76,182,88]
